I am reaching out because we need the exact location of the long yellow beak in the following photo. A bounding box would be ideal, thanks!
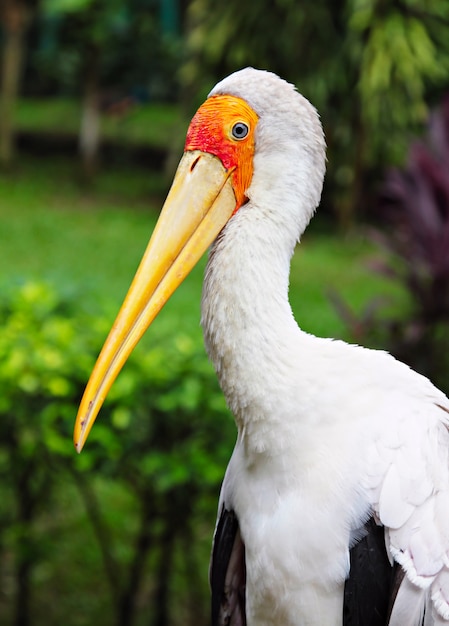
[74,150,236,452]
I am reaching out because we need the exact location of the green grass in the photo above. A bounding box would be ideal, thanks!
[15,98,183,149]
[0,156,208,349]
[292,230,408,340]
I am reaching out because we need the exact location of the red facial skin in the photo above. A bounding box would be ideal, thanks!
[185,94,259,212]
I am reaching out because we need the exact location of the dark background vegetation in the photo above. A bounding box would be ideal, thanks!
[1,1,449,624]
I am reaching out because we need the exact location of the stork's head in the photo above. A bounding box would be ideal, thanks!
[73,68,326,451]
[210,69,326,234]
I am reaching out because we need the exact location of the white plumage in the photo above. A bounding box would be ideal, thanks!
[201,69,449,625]
[74,67,449,626]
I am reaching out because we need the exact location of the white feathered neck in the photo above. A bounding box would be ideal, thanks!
[200,69,326,448]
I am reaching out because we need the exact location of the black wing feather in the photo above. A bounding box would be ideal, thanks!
[344,517,403,626]
[210,506,246,626]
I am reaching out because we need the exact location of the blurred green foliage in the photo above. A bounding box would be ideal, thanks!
[33,0,181,100]
[0,280,234,625]
[181,0,449,224]
[4,0,449,220]
[1,1,449,623]
[333,96,449,396]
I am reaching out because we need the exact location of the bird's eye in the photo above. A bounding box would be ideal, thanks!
[231,122,249,140]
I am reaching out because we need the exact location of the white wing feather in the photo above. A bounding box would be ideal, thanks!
[388,575,427,625]
[357,348,449,623]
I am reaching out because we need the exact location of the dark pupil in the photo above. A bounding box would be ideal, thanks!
[232,122,248,139]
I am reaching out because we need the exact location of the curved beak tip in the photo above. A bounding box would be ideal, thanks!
[73,403,93,453]
[73,425,85,454]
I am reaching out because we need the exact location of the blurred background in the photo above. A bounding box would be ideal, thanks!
[1,0,449,624]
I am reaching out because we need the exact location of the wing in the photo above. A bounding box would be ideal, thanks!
[365,396,449,625]
[210,506,246,626]
[344,517,401,626]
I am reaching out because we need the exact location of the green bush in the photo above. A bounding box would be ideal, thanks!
[0,281,234,626]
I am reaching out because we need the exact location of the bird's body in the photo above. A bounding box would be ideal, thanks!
[202,70,449,624]
[204,169,449,625]
[75,68,449,625]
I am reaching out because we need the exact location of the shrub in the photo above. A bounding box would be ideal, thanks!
[0,281,234,626]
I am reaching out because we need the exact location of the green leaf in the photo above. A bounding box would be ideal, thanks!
[43,0,94,15]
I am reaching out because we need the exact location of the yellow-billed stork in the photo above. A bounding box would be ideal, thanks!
[74,68,449,626]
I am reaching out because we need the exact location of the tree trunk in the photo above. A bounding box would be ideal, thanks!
[15,527,32,626]
[12,460,35,626]
[151,497,177,626]
[70,467,121,600]
[0,0,30,167]
[79,44,101,181]
[182,516,208,626]
[116,493,154,626]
